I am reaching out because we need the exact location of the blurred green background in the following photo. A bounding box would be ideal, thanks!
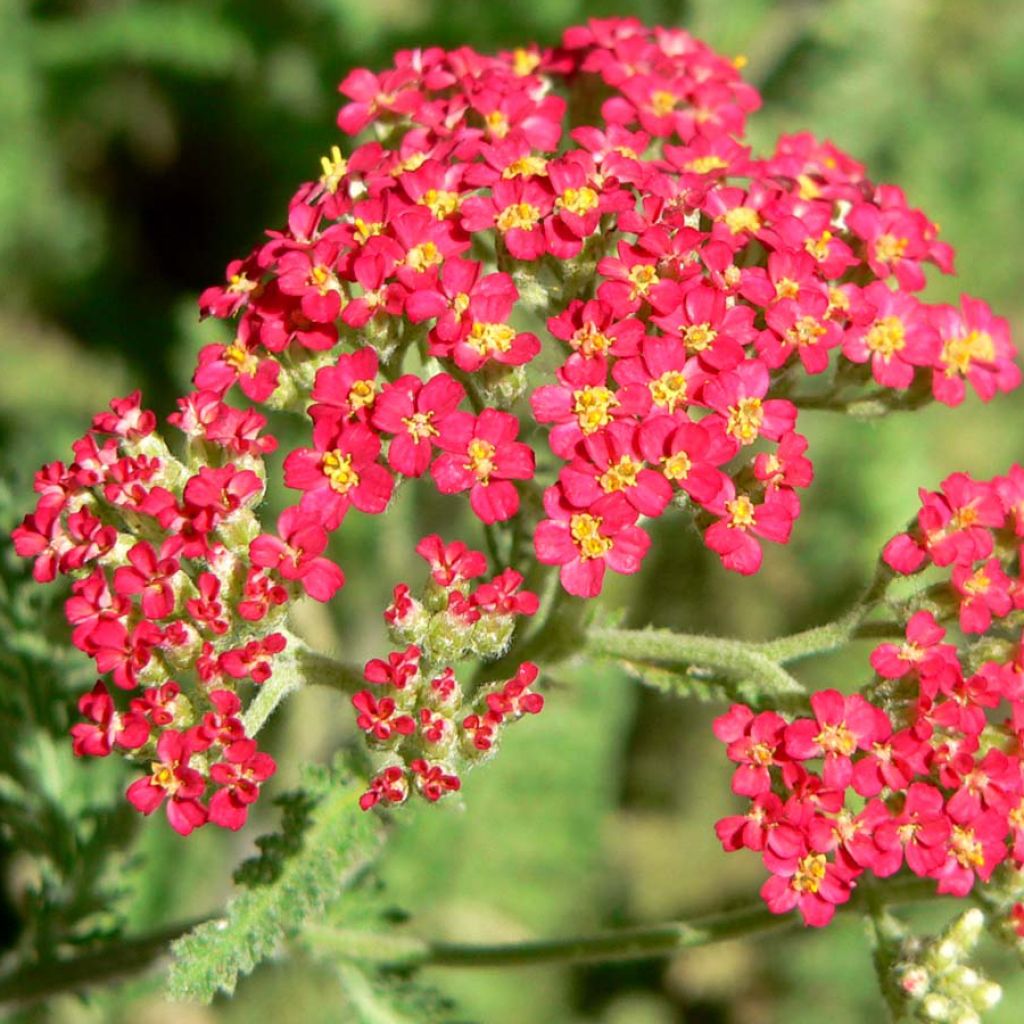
[2,0,1023,1022]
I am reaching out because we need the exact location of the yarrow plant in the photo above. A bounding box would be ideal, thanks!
[6,14,1024,1019]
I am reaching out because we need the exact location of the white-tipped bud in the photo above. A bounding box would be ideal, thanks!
[897,964,930,999]
[975,981,1002,1009]
[956,908,984,944]
[922,993,951,1020]
[952,966,979,988]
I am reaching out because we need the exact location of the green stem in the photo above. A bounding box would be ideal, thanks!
[242,632,365,736]
[306,900,785,969]
[0,876,943,1008]
[0,920,203,1009]
[585,627,805,702]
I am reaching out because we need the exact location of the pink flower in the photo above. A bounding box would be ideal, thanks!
[372,373,465,477]
[558,421,672,517]
[208,740,276,831]
[70,681,149,757]
[761,827,856,927]
[112,541,181,620]
[713,705,792,797]
[249,507,345,602]
[126,729,208,836]
[931,296,1021,405]
[415,535,487,587]
[359,766,409,811]
[703,483,798,575]
[309,347,380,439]
[841,282,939,389]
[534,488,650,597]
[431,409,535,523]
[351,690,417,741]
[284,423,393,530]
[785,690,889,790]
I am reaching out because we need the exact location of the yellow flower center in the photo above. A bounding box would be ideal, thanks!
[452,292,471,317]
[598,455,642,493]
[726,495,757,528]
[865,316,906,359]
[650,90,677,117]
[224,341,258,376]
[319,145,348,193]
[775,277,800,301]
[348,379,376,412]
[682,322,717,352]
[722,206,761,235]
[952,504,979,529]
[401,411,437,442]
[465,438,497,482]
[151,763,178,793]
[805,231,832,262]
[511,48,541,76]
[951,825,985,869]
[750,742,775,766]
[353,218,383,245]
[662,451,692,481]
[962,567,991,595]
[874,233,908,264]
[228,272,257,295]
[322,450,360,494]
[392,152,428,176]
[557,186,600,216]
[573,386,618,433]
[1008,800,1024,830]
[787,316,827,348]
[570,513,613,559]
[814,722,858,757]
[649,371,689,414]
[797,174,821,201]
[468,321,516,356]
[310,265,336,294]
[792,853,827,894]
[570,322,612,358]
[685,155,728,174]
[485,110,510,138]
[502,154,549,179]
[941,330,996,377]
[627,263,659,299]
[420,189,460,219]
[726,397,764,445]
[496,202,541,232]
[406,241,443,272]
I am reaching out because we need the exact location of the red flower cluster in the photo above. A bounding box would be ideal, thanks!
[10,18,1020,837]
[356,535,542,810]
[193,17,1017,599]
[9,390,336,833]
[715,467,1024,925]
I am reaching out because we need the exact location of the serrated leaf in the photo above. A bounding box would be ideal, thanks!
[167,776,382,1003]
[331,957,469,1024]
[617,658,719,702]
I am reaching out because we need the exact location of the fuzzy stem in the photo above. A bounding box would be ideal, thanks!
[585,627,805,702]
[0,877,943,1008]
[241,633,365,736]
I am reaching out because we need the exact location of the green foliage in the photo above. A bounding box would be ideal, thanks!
[333,963,463,1024]
[0,486,137,962]
[167,764,382,1003]
[616,657,719,702]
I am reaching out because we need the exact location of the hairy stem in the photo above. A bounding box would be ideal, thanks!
[242,632,365,736]
[585,627,805,703]
[0,876,942,1008]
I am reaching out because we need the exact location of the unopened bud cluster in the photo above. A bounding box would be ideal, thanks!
[889,909,1002,1024]
[355,535,542,810]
